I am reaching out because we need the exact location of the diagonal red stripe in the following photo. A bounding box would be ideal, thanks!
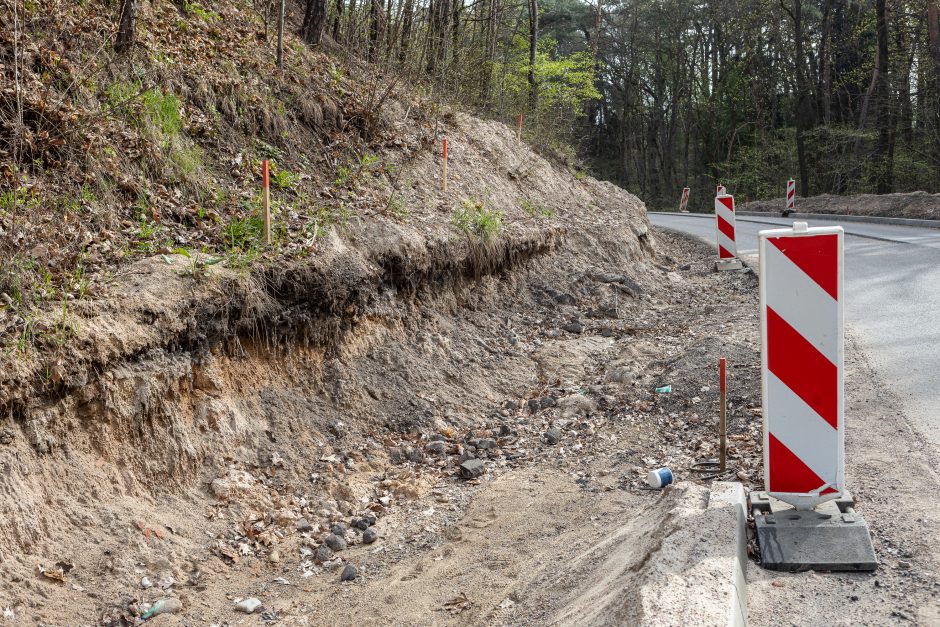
[719,245,734,259]
[768,234,838,299]
[718,196,734,211]
[717,215,735,239]
[767,307,838,428]
[768,433,836,494]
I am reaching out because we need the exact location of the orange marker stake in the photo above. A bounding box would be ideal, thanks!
[719,357,727,472]
[262,159,271,245]
[442,137,448,193]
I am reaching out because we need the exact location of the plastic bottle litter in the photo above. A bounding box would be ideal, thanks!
[655,385,671,393]
[647,467,674,488]
[141,597,182,619]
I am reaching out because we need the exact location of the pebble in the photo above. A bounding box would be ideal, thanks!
[295,518,313,533]
[362,514,377,526]
[325,534,347,552]
[407,447,425,463]
[268,550,280,563]
[352,517,369,531]
[316,545,334,562]
[235,598,262,614]
[545,428,562,445]
[340,564,357,581]
[363,528,378,544]
[540,396,557,409]
[897,560,911,570]
[476,438,497,451]
[562,321,584,334]
[527,399,541,414]
[331,523,347,536]
[426,441,447,455]
[459,458,485,479]
[140,576,152,589]
[389,447,405,464]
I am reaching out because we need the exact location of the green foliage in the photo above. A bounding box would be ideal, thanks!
[271,163,300,190]
[453,198,503,241]
[225,214,266,251]
[140,89,184,137]
[387,194,410,221]
[520,199,554,219]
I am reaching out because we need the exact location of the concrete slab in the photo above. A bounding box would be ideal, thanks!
[751,491,877,573]
[715,259,744,272]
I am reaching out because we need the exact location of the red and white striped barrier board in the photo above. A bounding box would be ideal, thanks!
[679,187,690,212]
[715,194,737,259]
[759,222,844,510]
[717,184,726,196]
[786,179,795,213]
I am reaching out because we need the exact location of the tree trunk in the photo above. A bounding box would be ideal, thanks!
[331,0,344,42]
[873,0,893,193]
[787,0,813,197]
[927,0,940,174]
[277,0,285,68]
[302,0,328,45]
[527,0,538,110]
[115,0,138,53]
[817,0,833,123]
[399,0,414,63]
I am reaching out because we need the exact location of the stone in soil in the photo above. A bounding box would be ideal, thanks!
[562,321,584,334]
[476,438,497,450]
[331,523,347,536]
[352,517,369,531]
[341,564,357,581]
[540,395,557,409]
[295,518,313,532]
[426,441,447,454]
[545,428,562,445]
[407,447,425,463]
[459,458,485,479]
[363,528,378,544]
[528,398,541,414]
[325,534,347,551]
[316,545,335,562]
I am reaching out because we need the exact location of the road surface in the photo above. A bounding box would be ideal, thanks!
[649,211,940,452]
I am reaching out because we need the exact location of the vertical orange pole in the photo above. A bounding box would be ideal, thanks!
[262,159,271,245]
[719,357,727,472]
[442,137,448,193]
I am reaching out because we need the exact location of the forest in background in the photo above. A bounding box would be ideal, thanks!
[282,0,940,207]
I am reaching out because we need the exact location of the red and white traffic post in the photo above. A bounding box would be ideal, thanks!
[759,222,844,510]
[679,187,690,212]
[717,183,726,196]
[714,193,742,270]
[753,222,876,571]
[785,179,796,215]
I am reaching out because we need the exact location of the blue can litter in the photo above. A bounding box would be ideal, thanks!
[647,467,674,489]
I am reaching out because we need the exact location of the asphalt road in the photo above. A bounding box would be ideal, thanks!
[649,211,940,451]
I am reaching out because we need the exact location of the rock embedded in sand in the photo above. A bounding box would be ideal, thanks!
[325,534,347,552]
[459,458,485,479]
[340,564,357,581]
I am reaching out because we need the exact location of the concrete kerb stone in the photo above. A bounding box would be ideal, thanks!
[738,210,940,230]
[708,482,748,627]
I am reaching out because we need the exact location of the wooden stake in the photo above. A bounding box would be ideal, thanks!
[719,357,727,472]
[442,137,448,192]
[262,159,271,245]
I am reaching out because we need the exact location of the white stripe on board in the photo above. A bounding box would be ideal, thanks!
[717,229,737,255]
[763,243,839,364]
[715,199,735,224]
[767,371,840,487]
